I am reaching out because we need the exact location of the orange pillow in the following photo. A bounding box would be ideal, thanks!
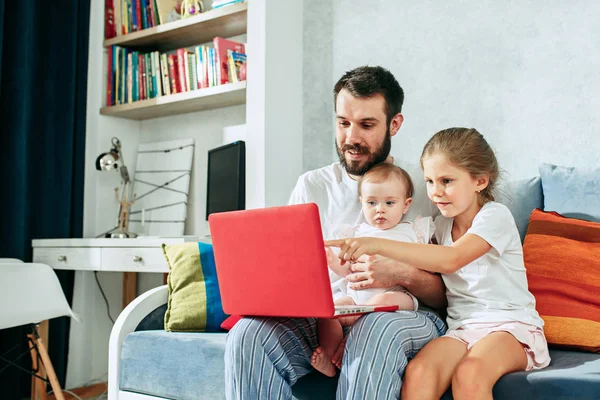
[524,209,600,353]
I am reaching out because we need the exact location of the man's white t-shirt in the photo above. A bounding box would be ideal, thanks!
[434,201,544,331]
[288,160,438,296]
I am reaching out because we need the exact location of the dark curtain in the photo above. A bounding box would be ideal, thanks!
[0,0,90,397]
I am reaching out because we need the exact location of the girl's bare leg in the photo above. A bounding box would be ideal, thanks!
[451,332,527,400]
[402,337,468,400]
[312,296,355,377]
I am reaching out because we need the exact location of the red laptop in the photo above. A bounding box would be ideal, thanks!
[208,203,398,318]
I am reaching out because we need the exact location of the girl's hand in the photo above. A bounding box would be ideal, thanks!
[324,237,381,265]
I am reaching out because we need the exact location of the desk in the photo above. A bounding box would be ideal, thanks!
[30,237,198,399]
[32,237,197,306]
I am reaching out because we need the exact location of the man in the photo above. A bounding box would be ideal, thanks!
[225,66,447,399]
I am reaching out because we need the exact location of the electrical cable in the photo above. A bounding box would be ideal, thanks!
[94,271,115,324]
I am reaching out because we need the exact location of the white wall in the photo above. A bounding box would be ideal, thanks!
[246,0,304,207]
[330,0,600,181]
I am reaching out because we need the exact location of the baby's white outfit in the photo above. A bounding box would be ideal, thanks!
[336,222,420,310]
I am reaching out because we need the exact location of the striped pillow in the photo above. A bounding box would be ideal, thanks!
[162,242,228,332]
[524,209,600,352]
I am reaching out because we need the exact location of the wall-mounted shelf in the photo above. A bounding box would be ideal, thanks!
[103,2,247,51]
[100,81,246,120]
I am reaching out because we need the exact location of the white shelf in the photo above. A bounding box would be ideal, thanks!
[100,81,247,120]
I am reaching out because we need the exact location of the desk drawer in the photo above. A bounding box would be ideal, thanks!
[33,248,101,270]
[101,248,167,273]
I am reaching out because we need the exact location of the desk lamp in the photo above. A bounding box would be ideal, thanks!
[95,137,137,238]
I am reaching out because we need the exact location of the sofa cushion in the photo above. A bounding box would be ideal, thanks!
[524,209,600,353]
[162,242,228,332]
[119,331,336,400]
[120,331,227,399]
[540,163,600,222]
[497,176,543,242]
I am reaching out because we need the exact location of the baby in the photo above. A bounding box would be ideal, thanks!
[311,163,420,377]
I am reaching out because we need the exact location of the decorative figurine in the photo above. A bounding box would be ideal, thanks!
[181,0,204,18]
[115,186,137,236]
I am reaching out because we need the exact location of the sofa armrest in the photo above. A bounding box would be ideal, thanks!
[108,284,168,400]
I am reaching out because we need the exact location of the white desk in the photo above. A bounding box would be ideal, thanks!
[31,237,200,273]
[32,237,201,307]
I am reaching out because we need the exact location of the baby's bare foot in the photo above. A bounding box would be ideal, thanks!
[311,347,337,377]
[332,336,347,370]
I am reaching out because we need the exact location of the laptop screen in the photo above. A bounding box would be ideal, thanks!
[206,141,245,220]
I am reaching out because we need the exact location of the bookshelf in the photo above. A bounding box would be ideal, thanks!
[101,2,248,120]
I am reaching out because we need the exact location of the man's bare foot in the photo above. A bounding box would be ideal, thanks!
[311,346,337,377]
[331,335,347,370]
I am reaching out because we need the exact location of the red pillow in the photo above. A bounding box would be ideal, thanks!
[524,209,600,352]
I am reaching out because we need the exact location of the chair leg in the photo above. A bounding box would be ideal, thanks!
[28,326,65,400]
[28,334,47,400]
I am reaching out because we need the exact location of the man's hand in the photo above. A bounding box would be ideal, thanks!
[345,254,408,290]
[325,237,381,265]
[346,255,448,309]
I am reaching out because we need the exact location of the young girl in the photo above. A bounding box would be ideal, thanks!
[326,128,550,400]
[312,163,421,377]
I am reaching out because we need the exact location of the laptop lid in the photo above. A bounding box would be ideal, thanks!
[208,203,335,318]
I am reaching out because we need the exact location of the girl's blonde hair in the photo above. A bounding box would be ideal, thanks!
[420,127,499,205]
[358,163,414,199]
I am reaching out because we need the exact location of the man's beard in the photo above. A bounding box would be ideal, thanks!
[336,131,392,176]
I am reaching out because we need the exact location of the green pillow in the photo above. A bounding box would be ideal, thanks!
[162,242,227,332]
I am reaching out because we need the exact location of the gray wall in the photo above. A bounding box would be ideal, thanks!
[303,0,335,171]
[304,0,600,179]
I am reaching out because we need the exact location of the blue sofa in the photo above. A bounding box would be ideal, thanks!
[108,175,600,399]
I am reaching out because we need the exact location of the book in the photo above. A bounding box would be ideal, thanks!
[161,53,171,95]
[227,50,246,83]
[168,54,179,93]
[176,48,188,92]
[105,0,116,39]
[107,48,114,105]
[213,37,245,85]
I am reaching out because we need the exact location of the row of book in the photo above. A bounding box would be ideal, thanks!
[105,0,246,39]
[106,37,246,106]
[106,0,162,38]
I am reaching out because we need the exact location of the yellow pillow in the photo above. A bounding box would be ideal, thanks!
[162,242,228,332]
